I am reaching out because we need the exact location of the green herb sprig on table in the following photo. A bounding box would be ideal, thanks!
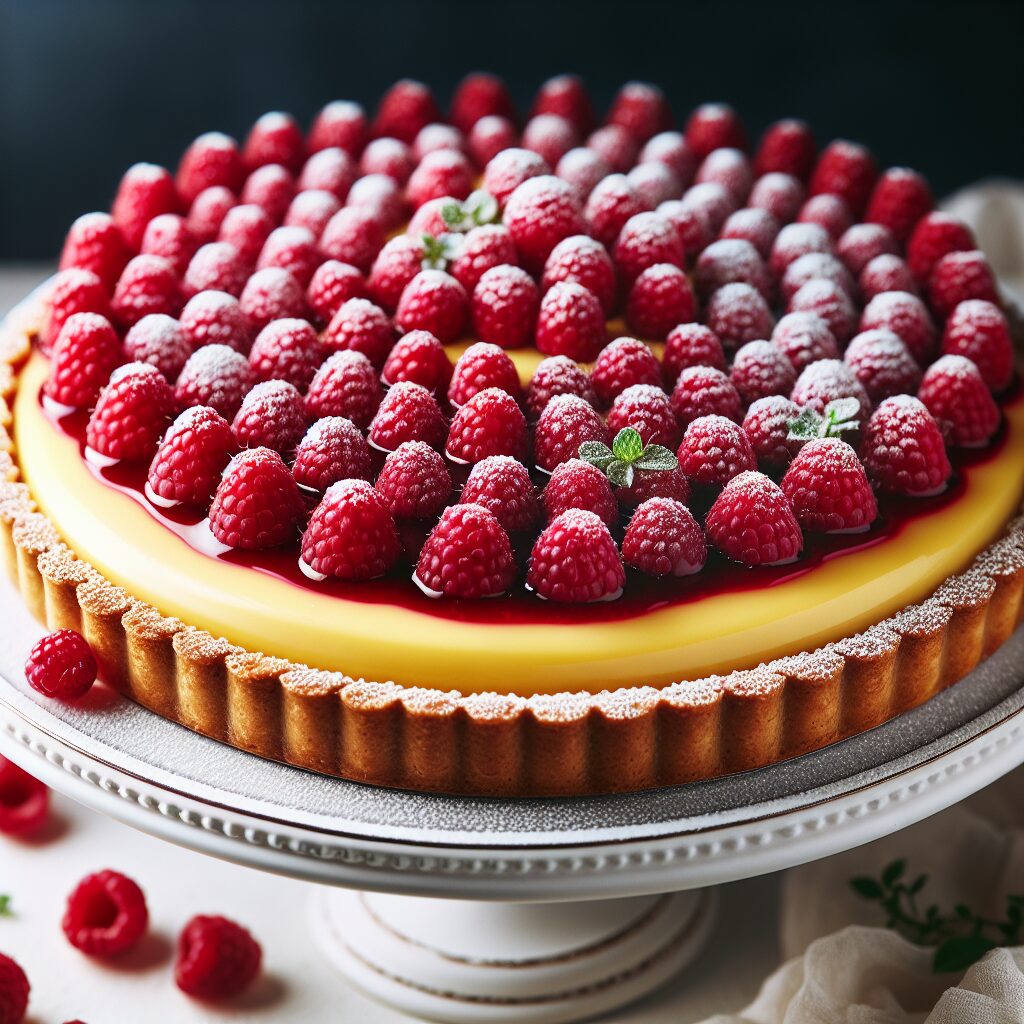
[851,858,1024,973]
[0,895,12,918]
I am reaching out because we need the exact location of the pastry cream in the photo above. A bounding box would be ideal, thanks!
[14,351,1024,694]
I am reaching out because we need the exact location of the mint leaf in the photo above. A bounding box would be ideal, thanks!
[579,441,614,471]
[826,397,861,424]
[440,201,467,230]
[635,444,678,471]
[612,428,644,464]
[606,460,634,488]
[420,233,453,269]
[465,189,499,226]
[0,895,11,917]
[787,409,823,441]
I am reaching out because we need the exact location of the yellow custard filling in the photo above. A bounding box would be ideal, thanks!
[14,350,1024,695]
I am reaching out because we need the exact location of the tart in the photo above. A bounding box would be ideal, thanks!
[2,75,1023,796]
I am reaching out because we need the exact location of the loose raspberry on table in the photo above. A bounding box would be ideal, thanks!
[543,458,619,528]
[381,329,453,395]
[906,211,975,286]
[248,318,323,390]
[526,356,598,419]
[860,395,951,496]
[307,260,369,324]
[305,350,382,428]
[175,344,255,420]
[928,250,1000,320]
[591,337,662,406]
[446,388,528,464]
[24,628,96,701]
[111,254,182,329]
[843,329,922,403]
[703,281,775,352]
[86,362,177,462]
[62,870,149,958]
[448,342,522,407]
[781,438,877,533]
[860,290,937,365]
[395,269,469,344]
[536,281,606,360]
[231,379,308,456]
[147,405,236,508]
[471,264,540,350]
[754,118,816,180]
[175,914,262,1001]
[0,756,49,837]
[527,508,625,603]
[677,415,756,487]
[324,297,395,367]
[742,395,802,469]
[730,340,797,405]
[459,456,541,533]
[45,312,123,409]
[671,365,743,428]
[918,355,1000,448]
[706,470,803,566]
[662,323,727,387]
[375,441,452,519]
[534,393,611,473]
[790,358,871,419]
[607,384,681,449]
[623,498,706,577]
[238,267,308,334]
[626,264,696,341]
[369,381,448,452]
[292,416,374,492]
[940,299,1014,392]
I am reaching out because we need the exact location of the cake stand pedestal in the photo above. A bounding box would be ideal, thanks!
[4,585,1024,1022]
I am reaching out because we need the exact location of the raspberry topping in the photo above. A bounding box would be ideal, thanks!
[446,387,528,464]
[415,504,516,599]
[844,329,922,403]
[471,264,540,349]
[238,267,307,334]
[626,263,697,341]
[940,299,1013,393]
[536,281,606,360]
[608,384,682,449]
[860,290,937,365]
[860,395,952,496]
[742,395,802,468]
[613,212,686,287]
[375,441,452,519]
[526,356,598,418]
[584,174,647,247]
[865,167,933,242]
[543,458,619,527]
[459,456,541,533]
[623,498,706,577]
[504,175,585,271]
[697,238,772,301]
[325,297,395,366]
[906,212,975,286]
[781,438,877,533]
[59,211,129,291]
[928,250,1000,319]
[808,140,878,215]
[175,344,255,420]
[918,355,1001,448]
[292,417,374,492]
[62,870,149,958]
[677,415,757,487]
[662,323,727,386]
[534,393,611,473]
[175,915,262,1001]
[591,337,662,406]
[703,282,775,352]
[730,340,798,405]
[706,470,803,565]
[305,350,383,428]
[231,379,308,456]
[123,313,191,381]
[46,312,123,409]
[307,260,369,324]
[527,509,625,603]
[183,242,249,300]
[382,329,453,394]
[788,277,858,344]
[147,406,236,508]
[45,268,111,348]
[685,103,748,160]
[449,342,522,407]
[248,318,323,390]
[86,362,177,462]
[111,254,182,329]
[395,269,469,343]
[754,118,816,180]
[790,358,871,418]
[671,365,743,427]
[771,312,840,372]
[368,381,448,452]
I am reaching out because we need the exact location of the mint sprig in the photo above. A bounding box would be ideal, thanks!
[0,894,12,918]
[851,858,1024,974]
[580,427,677,489]
[439,189,500,232]
[420,233,458,269]
[787,397,861,444]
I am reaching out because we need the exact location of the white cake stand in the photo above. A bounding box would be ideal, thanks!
[3,582,1024,1024]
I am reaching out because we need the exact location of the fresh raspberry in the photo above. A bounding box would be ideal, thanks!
[526,356,598,419]
[585,125,640,174]
[298,147,358,198]
[781,255,855,309]
[531,74,596,136]
[556,147,612,203]
[450,72,516,135]
[414,504,516,599]
[865,167,933,242]
[375,441,452,519]
[146,406,235,507]
[591,337,661,405]
[284,188,342,238]
[671,365,743,427]
[521,114,578,167]
[662,323,726,387]
[291,417,374,493]
[679,181,737,233]
[248,318,323,390]
[695,148,753,203]
[941,299,1013,392]
[770,312,839,372]
[176,132,244,205]
[542,235,616,315]
[696,238,771,301]
[918,355,1000,448]
[140,213,196,277]
[175,915,262,1001]
[754,119,816,180]
[45,313,122,409]
[543,458,618,527]
[412,122,465,162]
[59,211,129,290]
[373,79,440,144]
[123,313,190,380]
[366,235,426,314]
[928,250,1000,320]
[704,282,775,351]
[616,465,691,509]
[769,222,833,278]
[906,211,975,286]
[448,342,522,407]
[843,328,921,402]
[658,198,714,259]
[24,628,96,701]
[677,415,756,487]
[606,81,671,143]
[307,260,368,324]
[369,381,447,452]
[308,100,368,156]
[110,254,181,329]
[187,186,238,244]
[534,393,611,473]
[381,329,452,394]
[242,111,305,174]
[231,379,307,455]
[468,115,519,168]
[504,175,585,272]
[790,359,871,418]
[626,161,682,208]
[583,174,647,247]
[405,196,458,238]
[215,188,270,242]
[86,362,176,461]
[0,756,49,837]
[607,384,680,448]
[471,264,540,349]
[623,498,706,577]
[639,131,696,182]
[319,206,386,273]
[349,169,407,225]
[62,870,149,958]
[209,447,304,549]
[180,289,251,352]
[861,396,951,495]
[730,340,797,404]
[707,470,803,564]
[859,254,917,301]
[446,388,528,464]
[788,278,858,344]
[459,456,540,533]
[238,267,307,333]
[836,222,898,276]
[613,212,685,287]
[781,437,876,533]
[395,269,468,343]
[860,290,937,365]
[797,193,853,240]
[183,242,249,300]
[256,225,319,287]
[720,208,780,259]
[449,225,518,293]
[742,395,801,468]
[360,137,416,184]
[808,140,878,215]
[175,344,255,419]
[527,509,624,603]
[684,103,748,160]
[626,264,696,341]
[240,163,296,223]
[305,350,382,427]
[0,953,28,1024]
[535,281,606,360]
[483,148,550,208]
[406,149,474,209]
[111,162,179,250]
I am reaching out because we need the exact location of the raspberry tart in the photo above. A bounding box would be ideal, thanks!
[2,76,1023,796]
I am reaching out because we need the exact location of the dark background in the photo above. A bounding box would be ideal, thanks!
[2,0,1022,260]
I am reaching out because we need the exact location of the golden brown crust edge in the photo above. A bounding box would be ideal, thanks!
[3,299,1024,796]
